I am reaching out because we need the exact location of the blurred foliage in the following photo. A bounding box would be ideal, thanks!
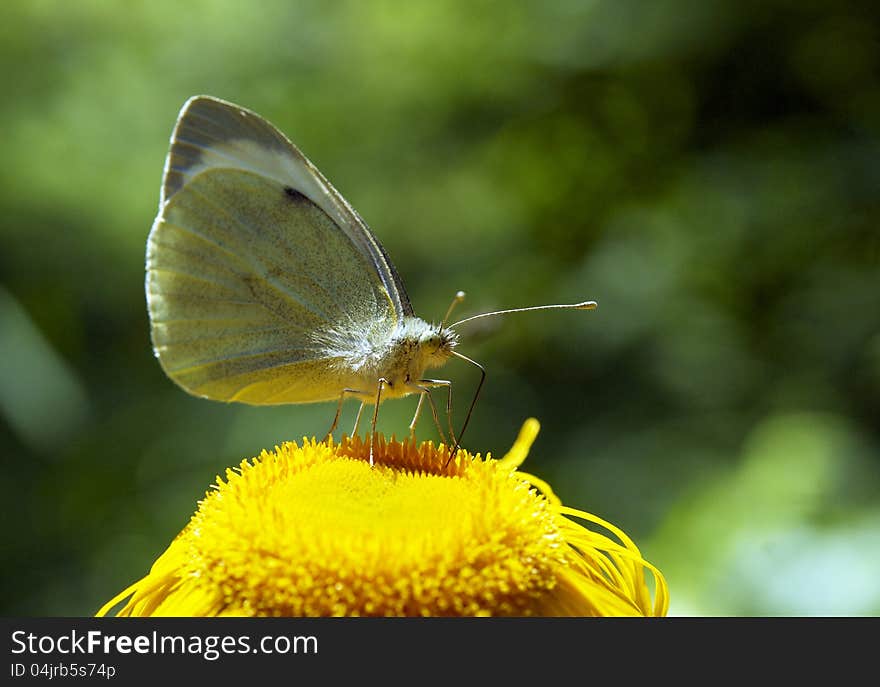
[1,0,878,616]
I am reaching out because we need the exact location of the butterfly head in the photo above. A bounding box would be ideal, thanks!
[417,324,459,369]
[389,318,459,391]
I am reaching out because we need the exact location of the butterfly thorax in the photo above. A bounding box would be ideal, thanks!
[317,316,457,401]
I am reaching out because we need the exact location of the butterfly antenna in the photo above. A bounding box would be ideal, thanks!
[443,298,597,467]
[449,300,597,328]
[441,291,467,329]
[444,351,486,469]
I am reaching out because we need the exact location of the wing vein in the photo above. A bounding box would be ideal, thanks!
[156,220,251,266]
[148,267,242,291]
[163,348,320,375]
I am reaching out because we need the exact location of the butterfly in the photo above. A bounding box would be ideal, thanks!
[146,96,595,461]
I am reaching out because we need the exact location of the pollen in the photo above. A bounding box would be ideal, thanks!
[98,420,667,617]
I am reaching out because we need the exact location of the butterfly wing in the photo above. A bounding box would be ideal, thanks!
[161,96,413,318]
[147,96,409,404]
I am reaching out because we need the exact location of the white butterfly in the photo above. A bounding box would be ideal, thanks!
[146,96,595,460]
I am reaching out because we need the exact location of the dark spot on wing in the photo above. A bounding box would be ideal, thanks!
[284,186,308,203]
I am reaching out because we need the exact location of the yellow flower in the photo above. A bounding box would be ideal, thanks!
[97,419,667,617]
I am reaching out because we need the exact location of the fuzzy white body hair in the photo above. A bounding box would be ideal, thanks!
[311,316,459,402]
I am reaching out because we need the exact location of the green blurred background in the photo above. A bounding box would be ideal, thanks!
[1,0,878,616]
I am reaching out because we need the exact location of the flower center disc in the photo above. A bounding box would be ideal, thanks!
[188,436,565,616]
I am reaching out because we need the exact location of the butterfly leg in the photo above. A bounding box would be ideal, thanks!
[368,378,390,467]
[408,392,426,440]
[444,352,487,468]
[418,379,456,448]
[351,401,366,437]
[325,388,367,443]
[407,385,447,445]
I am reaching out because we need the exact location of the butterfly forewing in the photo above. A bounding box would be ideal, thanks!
[160,96,412,318]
